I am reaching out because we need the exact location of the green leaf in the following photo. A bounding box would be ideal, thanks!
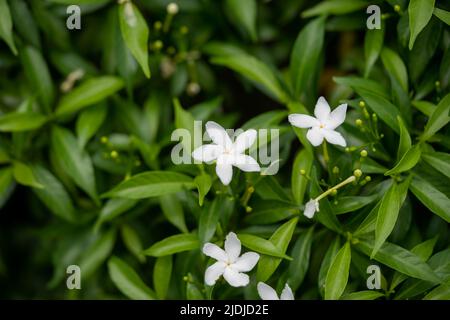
[76,103,107,148]
[0,0,17,55]
[412,100,436,117]
[210,54,288,103]
[302,0,368,18]
[173,98,196,152]
[423,283,450,300]
[385,144,422,175]
[291,149,313,205]
[118,2,150,78]
[153,256,172,299]
[143,234,200,257]
[433,7,450,25]
[319,237,341,297]
[224,0,257,41]
[51,126,98,203]
[160,194,188,233]
[121,224,146,263]
[102,171,195,199]
[21,46,55,112]
[31,165,76,222]
[108,256,156,300]
[243,199,297,225]
[397,116,411,160]
[390,237,438,291]
[408,0,436,50]
[333,76,390,100]
[334,195,378,215]
[256,217,298,282]
[0,112,47,132]
[12,161,43,189]
[95,198,138,227]
[55,76,124,116]
[0,167,14,208]
[9,0,41,48]
[380,47,408,92]
[237,233,292,260]
[341,291,384,300]
[420,93,450,142]
[364,26,384,77]
[194,173,212,206]
[409,174,450,222]
[325,242,351,300]
[288,226,314,290]
[422,152,450,179]
[290,16,325,100]
[356,239,441,283]
[79,229,116,278]
[199,196,231,243]
[372,181,400,258]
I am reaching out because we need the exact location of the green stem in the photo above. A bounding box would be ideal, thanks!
[322,141,329,163]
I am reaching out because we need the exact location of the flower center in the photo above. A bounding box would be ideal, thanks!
[319,123,325,128]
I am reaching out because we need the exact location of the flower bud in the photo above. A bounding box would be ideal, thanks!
[110,150,119,159]
[353,169,362,178]
[167,3,179,15]
[100,136,108,144]
[355,119,363,126]
[300,169,306,175]
[359,101,365,108]
[360,150,368,157]
[394,5,401,12]
[332,166,339,174]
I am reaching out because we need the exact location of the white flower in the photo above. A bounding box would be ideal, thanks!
[202,232,260,287]
[304,199,319,219]
[192,121,260,185]
[288,96,347,147]
[257,282,294,300]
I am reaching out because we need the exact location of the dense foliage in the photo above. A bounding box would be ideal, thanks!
[0,0,449,300]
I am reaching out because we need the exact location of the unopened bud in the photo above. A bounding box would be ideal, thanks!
[356,119,363,126]
[360,150,368,157]
[353,169,362,178]
[167,3,179,15]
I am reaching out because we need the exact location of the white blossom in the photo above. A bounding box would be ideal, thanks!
[202,232,260,287]
[257,282,294,300]
[304,199,319,219]
[288,96,347,147]
[192,121,260,185]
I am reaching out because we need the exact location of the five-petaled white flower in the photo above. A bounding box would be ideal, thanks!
[202,232,260,287]
[257,282,294,300]
[304,199,319,219]
[288,96,347,147]
[192,121,260,185]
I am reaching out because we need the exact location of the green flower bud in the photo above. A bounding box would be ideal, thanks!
[353,169,362,178]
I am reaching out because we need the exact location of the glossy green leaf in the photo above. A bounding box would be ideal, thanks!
[364,26,384,77]
[408,0,435,49]
[51,126,98,203]
[318,237,341,297]
[423,283,450,300]
[420,93,450,142]
[302,0,368,18]
[194,173,212,206]
[79,229,116,278]
[55,76,124,116]
[108,256,156,300]
[334,195,378,215]
[325,242,351,300]
[237,233,292,260]
[356,239,440,283]
[290,16,325,100]
[0,0,17,55]
[144,234,200,257]
[291,149,313,205]
[385,144,422,175]
[256,217,298,282]
[0,112,47,132]
[210,54,288,103]
[397,116,411,160]
[381,47,408,92]
[76,103,107,148]
[422,152,450,179]
[160,194,188,233]
[288,226,314,290]
[12,161,43,189]
[409,174,450,222]
[153,255,172,299]
[224,0,257,41]
[121,224,146,263]
[118,2,150,78]
[433,7,450,25]
[102,171,195,199]
[341,290,384,300]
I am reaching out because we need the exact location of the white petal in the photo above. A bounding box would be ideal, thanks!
[280,283,295,300]
[327,104,347,129]
[204,261,226,286]
[304,199,317,219]
[257,282,279,300]
[192,144,223,162]
[288,114,320,128]
[202,243,228,262]
[224,232,241,263]
[232,154,260,172]
[306,127,324,146]
[233,252,260,272]
[223,267,249,287]
[233,129,257,154]
[215,162,233,185]
[322,129,347,147]
[205,121,232,149]
[314,96,331,122]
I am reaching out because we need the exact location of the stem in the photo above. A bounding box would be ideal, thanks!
[315,175,356,201]
[322,141,329,163]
